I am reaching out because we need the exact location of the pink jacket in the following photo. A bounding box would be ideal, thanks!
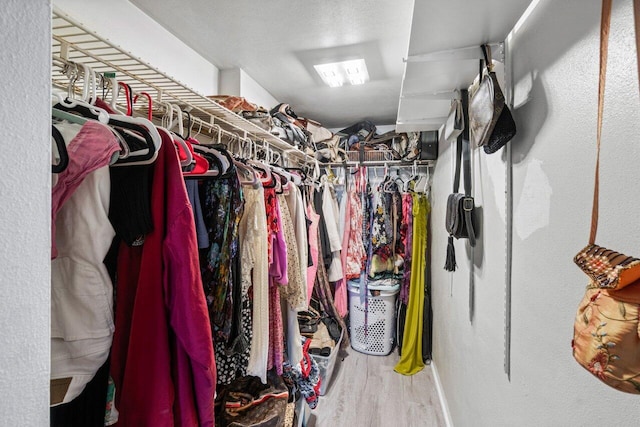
[112,130,216,426]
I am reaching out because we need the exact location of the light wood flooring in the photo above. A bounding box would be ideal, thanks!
[306,348,446,427]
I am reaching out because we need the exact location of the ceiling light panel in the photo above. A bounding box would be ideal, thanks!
[314,58,369,87]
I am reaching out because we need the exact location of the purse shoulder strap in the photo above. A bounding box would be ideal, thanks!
[481,44,493,73]
[453,88,472,196]
[589,0,640,244]
[461,88,472,198]
[461,88,476,247]
[453,133,463,192]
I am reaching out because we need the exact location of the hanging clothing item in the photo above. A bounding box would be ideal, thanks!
[370,187,391,251]
[278,191,305,366]
[185,180,209,249]
[306,202,320,307]
[281,297,304,372]
[336,185,352,319]
[394,194,430,376]
[338,186,348,243]
[51,165,116,406]
[51,119,119,407]
[51,120,120,259]
[322,179,343,282]
[400,193,414,305]
[314,226,351,350]
[313,188,332,269]
[214,287,251,387]
[285,185,309,310]
[213,179,252,385]
[344,186,367,280]
[110,133,216,427]
[200,167,244,343]
[391,187,404,270]
[50,358,110,427]
[93,98,153,247]
[278,193,306,311]
[217,182,271,386]
[340,184,351,277]
[244,185,270,384]
[334,188,351,317]
[265,185,279,263]
[267,188,287,376]
[369,185,395,277]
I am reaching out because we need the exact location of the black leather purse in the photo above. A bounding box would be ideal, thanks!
[445,90,476,272]
[469,44,516,154]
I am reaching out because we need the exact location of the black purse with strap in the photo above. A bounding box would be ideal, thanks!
[445,89,476,272]
[469,44,517,154]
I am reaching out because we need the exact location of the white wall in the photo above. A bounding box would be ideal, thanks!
[431,0,640,425]
[239,69,280,110]
[0,0,51,425]
[219,68,242,97]
[53,0,219,95]
[218,68,280,110]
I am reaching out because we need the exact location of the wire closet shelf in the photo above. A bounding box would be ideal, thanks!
[51,7,313,165]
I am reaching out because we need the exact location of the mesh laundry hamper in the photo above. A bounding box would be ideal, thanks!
[348,283,398,356]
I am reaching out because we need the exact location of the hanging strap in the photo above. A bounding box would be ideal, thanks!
[590,0,640,244]
[461,89,472,199]
[481,44,493,73]
[453,132,463,193]
[461,88,475,247]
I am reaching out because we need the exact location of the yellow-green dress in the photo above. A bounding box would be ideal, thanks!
[394,193,429,375]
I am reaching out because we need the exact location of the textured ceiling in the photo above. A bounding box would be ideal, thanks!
[130,0,414,128]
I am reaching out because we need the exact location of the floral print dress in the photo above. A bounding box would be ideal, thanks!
[345,185,366,279]
[200,167,244,344]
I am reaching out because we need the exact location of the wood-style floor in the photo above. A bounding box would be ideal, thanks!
[306,348,446,427]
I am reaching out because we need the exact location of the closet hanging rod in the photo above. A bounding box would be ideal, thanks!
[324,159,434,168]
[51,7,312,164]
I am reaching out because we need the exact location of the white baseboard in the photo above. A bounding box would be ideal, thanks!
[430,360,454,427]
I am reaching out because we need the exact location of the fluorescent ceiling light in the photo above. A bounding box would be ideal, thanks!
[314,59,370,87]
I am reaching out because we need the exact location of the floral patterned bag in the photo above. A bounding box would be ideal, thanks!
[572,0,640,394]
[573,284,640,393]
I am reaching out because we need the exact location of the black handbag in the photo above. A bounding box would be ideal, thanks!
[444,89,476,272]
[469,44,516,154]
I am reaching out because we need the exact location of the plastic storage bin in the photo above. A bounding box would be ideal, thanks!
[348,284,399,355]
[309,329,343,396]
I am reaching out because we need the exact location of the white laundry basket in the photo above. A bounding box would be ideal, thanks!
[348,284,398,356]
